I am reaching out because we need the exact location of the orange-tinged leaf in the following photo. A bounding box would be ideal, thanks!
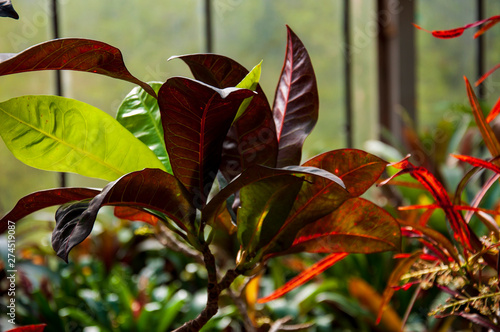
[377,251,422,324]
[476,63,500,87]
[486,97,500,123]
[348,277,402,332]
[282,198,400,255]
[245,274,262,325]
[257,252,348,303]
[114,206,160,226]
[453,154,500,174]
[474,18,500,38]
[465,76,500,157]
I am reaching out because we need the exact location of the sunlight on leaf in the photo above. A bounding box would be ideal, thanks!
[233,60,262,123]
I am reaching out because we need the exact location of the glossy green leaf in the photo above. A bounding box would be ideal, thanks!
[233,61,262,123]
[303,149,387,197]
[202,164,345,228]
[0,96,166,181]
[117,83,171,172]
[282,198,401,255]
[237,175,304,253]
[158,77,255,206]
[0,38,156,97]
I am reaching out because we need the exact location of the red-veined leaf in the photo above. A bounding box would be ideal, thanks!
[202,164,345,227]
[0,39,155,98]
[303,149,387,197]
[376,250,422,324]
[257,252,348,303]
[172,53,278,180]
[0,188,100,233]
[158,77,255,207]
[52,168,195,262]
[465,76,500,157]
[381,156,472,250]
[413,15,500,39]
[6,325,46,332]
[114,206,160,226]
[279,198,400,255]
[476,63,500,87]
[273,26,319,167]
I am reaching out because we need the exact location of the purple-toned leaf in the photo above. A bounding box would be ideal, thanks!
[0,38,156,98]
[52,168,195,261]
[0,188,100,233]
[273,26,319,167]
[172,53,278,180]
[0,0,18,19]
[455,313,500,331]
[202,164,345,228]
[257,253,348,303]
[303,149,387,197]
[280,198,400,255]
[158,77,255,207]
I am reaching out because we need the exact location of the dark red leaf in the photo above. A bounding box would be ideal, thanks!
[257,253,348,303]
[158,77,255,206]
[6,324,46,332]
[172,53,278,180]
[413,15,500,39]
[52,168,195,261]
[0,39,156,98]
[303,149,387,197]
[114,206,160,226]
[0,188,100,233]
[281,198,400,255]
[273,26,319,167]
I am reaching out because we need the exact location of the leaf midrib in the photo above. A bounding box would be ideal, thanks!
[0,104,124,178]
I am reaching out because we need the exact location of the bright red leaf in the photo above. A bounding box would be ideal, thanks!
[6,324,46,332]
[413,15,500,39]
[257,252,348,303]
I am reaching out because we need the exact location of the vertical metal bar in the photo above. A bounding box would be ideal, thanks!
[477,0,485,99]
[343,0,353,148]
[204,0,213,53]
[51,0,66,187]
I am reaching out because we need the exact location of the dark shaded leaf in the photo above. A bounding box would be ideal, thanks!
[172,53,278,180]
[303,149,387,197]
[117,83,171,172]
[158,77,255,206]
[273,26,319,167]
[455,313,500,331]
[202,164,345,228]
[0,188,100,233]
[0,0,18,19]
[0,38,155,98]
[52,168,195,261]
[114,206,160,226]
[281,198,400,255]
[52,200,92,262]
[257,253,348,303]
[6,324,47,332]
[237,175,304,253]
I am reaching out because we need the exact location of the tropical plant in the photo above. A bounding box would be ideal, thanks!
[0,25,400,331]
[376,15,500,331]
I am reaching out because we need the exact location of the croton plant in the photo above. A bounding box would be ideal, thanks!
[0,26,401,331]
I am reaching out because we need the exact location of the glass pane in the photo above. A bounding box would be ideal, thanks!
[0,0,58,214]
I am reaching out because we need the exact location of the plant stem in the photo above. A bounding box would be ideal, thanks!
[172,244,240,332]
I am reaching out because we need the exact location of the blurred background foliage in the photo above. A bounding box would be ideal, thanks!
[2,1,500,331]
